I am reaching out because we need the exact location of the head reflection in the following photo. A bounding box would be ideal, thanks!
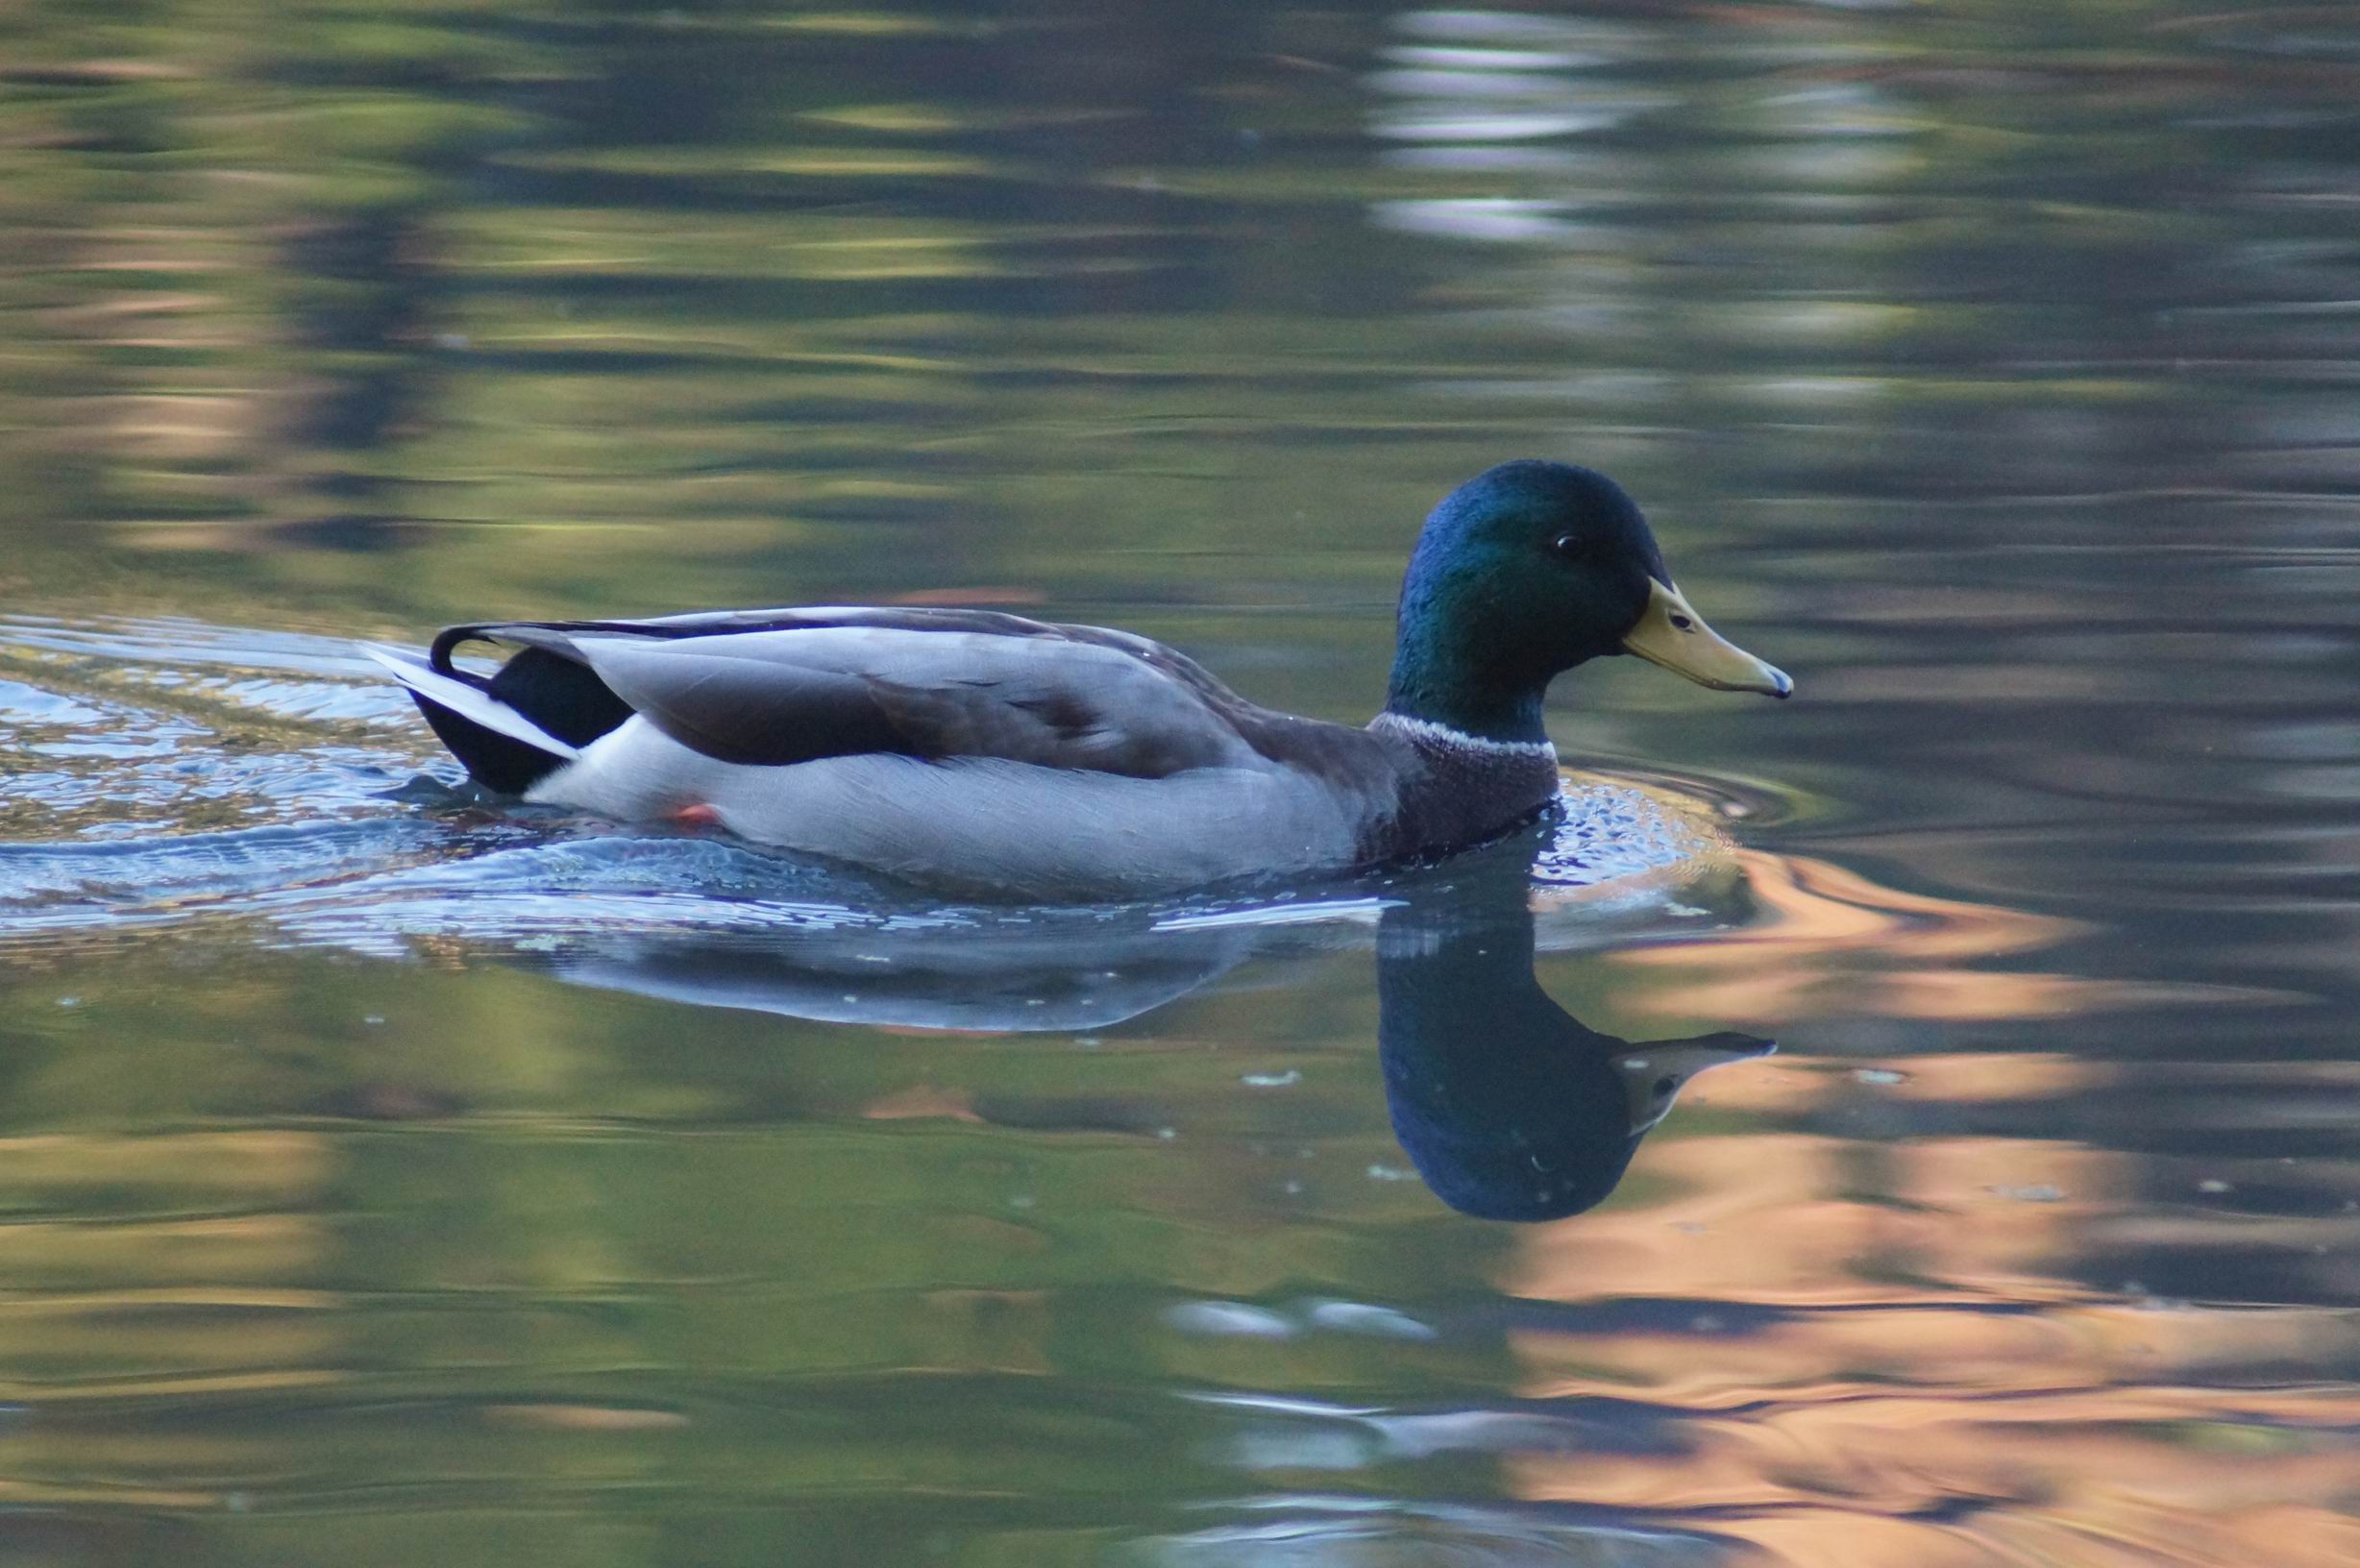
[1377,858,1771,1222]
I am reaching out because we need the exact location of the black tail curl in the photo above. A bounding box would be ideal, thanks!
[409,637,637,795]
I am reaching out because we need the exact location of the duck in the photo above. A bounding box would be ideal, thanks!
[365,460,1790,899]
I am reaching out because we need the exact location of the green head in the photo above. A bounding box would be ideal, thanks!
[1384,460,1790,743]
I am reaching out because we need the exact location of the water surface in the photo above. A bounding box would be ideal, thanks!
[2,3,2358,1564]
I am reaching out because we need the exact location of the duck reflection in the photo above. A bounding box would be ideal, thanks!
[1377,879,1771,1222]
[525,835,1768,1222]
[555,917,1263,1034]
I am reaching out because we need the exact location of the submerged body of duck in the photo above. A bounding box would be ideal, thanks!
[368,461,1789,898]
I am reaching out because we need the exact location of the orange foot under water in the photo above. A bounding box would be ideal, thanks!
[670,803,723,828]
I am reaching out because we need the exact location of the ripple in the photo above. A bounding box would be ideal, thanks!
[1128,1496,1737,1567]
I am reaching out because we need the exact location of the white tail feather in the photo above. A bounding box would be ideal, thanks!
[358,642,581,760]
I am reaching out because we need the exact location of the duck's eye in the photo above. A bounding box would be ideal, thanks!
[1549,533,1586,562]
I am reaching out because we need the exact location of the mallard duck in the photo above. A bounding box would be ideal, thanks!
[366,461,1789,898]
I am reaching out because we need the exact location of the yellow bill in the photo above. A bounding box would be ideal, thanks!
[1621,578,1792,698]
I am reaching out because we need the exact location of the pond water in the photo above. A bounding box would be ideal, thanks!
[3,2,2359,1564]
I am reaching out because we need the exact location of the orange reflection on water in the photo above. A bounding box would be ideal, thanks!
[1501,842,2360,1565]
[1501,1372,2360,1568]
[1611,849,2248,1026]
[1507,1130,2113,1313]
[1503,1120,2360,1565]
